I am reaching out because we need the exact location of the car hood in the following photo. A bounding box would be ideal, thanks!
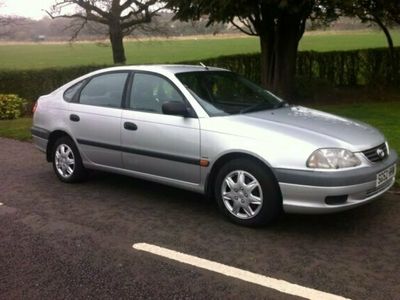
[210,106,385,151]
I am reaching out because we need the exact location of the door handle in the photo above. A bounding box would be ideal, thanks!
[70,114,80,122]
[124,122,138,131]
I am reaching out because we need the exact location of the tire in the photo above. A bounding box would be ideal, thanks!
[214,158,282,226]
[52,136,87,183]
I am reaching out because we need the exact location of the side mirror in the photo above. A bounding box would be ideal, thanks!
[162,101,189,117]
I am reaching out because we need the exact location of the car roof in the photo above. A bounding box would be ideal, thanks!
[92,64,229,75]
[53,64,231,96]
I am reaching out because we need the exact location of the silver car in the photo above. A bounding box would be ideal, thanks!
[31,65,397,226]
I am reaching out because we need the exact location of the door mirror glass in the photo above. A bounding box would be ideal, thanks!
[162,101,189,117]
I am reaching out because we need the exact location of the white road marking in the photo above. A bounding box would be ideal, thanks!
[133,243,350,300]
[0,203,3,206]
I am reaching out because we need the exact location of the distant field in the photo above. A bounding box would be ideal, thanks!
[0,30,399,70]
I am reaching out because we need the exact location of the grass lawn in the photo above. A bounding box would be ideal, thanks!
[0,117,32,141]
[0,102,398,186]
[0,30,399,70]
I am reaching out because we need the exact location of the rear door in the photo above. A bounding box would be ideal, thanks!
[121,72,201,183]
[68,71,129,168]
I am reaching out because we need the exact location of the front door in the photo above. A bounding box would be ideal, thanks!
[121,72,201,184]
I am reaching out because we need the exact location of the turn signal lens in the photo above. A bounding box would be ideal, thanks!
[200,159,209,167]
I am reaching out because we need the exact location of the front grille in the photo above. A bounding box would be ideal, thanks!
[362,143,388,162]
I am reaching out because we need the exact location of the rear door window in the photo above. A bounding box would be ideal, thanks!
[79,72,129,108]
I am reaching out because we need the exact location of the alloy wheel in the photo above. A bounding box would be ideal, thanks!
[221,170,263,219]
[55,144,75,179]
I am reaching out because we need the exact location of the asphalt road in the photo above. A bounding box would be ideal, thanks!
[0,137,399,300]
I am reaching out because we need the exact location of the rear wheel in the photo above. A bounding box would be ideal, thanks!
[52,136,87,183]
[215,158,282,226]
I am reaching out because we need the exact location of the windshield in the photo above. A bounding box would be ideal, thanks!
[175,71,286,116]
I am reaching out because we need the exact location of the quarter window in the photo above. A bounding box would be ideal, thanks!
[130,73,184,114]
[79,72,128,108]
[64,81,84,102]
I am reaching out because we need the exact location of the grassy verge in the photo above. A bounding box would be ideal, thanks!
[0,30,399,70]
[0,102,398,185]
[0,117,32,141]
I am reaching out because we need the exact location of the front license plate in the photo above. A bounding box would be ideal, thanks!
[376,164,396,187]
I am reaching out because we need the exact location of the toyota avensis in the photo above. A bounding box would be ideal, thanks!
[31,65,397,226]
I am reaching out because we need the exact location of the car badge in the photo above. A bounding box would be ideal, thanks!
[376,148,385,159]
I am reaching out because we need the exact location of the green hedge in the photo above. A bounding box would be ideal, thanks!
[191,47,400,87]
[0,65,108,102]
[0,47,399,102]
[296,48,400,86]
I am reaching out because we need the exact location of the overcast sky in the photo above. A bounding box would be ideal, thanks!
[1,0,55,19]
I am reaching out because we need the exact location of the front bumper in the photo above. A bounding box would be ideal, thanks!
[275,150,398,214]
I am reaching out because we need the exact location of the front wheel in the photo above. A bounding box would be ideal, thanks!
[215,158,282,226]
[52,136,87,183]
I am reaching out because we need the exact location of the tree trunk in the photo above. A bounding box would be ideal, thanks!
[258,15,304,100]
[373,15,394,59]
[259,34,275,89]
[272,15,303,99]
[372,14,395,83]
[260,15,305,100]
[109,22,126,65]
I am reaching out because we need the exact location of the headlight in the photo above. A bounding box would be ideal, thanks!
[307,148,361,169]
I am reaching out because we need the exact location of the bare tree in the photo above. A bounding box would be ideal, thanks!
[47,0,165,64]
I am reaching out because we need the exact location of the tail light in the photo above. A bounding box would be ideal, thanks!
[32,102,38,114]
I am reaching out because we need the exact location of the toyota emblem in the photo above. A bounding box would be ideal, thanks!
[376,148,385,158]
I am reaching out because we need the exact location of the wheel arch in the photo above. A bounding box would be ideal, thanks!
[205,151,281,199]
[46,130,75,162]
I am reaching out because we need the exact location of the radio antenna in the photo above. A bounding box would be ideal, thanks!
[200,62,209,70]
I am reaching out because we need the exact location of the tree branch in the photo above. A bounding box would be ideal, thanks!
[65,18,88,41]
[230,18,257,36]
[75,0,110,19]
[120,0,135,11]
[46,10,109,25]
[120,4,164,29]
